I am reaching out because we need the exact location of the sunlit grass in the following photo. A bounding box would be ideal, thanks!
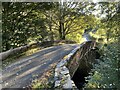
[24,47,41,56]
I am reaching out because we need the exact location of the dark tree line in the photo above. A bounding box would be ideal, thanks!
[2,2,53,51]
[2,2,119,52]
[2,2,97,51]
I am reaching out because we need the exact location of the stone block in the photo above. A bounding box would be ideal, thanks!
[62,66,69,71]
[55,80,61,87]
[63,77,73,89]
[56,60,67,68]
[60,70,69,75]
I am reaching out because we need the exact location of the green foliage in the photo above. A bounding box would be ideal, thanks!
[2,2,53,51]
[85,2,120,89]
[2,2,99,51]
[66,32,83,43]
[2,2,119,51]
[85,42,119,88]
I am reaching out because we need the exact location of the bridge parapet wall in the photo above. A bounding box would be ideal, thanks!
[54,41,97,89]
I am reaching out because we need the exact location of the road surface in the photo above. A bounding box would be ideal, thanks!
[1,44,78,89]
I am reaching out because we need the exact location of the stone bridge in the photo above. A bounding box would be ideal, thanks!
[1,41,100,89]
[54,41,98,89]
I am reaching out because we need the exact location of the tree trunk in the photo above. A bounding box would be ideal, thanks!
[59,22,63,40]
[59,2,66,40]
[59,19,65,40]
[49,10,54,41]
[62,34,65,40]
[50,27,54,41]
[49,22,54,41]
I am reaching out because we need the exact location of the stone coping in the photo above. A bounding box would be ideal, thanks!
[54,43,85,89]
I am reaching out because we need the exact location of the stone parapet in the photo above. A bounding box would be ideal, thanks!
[54,41,96,89]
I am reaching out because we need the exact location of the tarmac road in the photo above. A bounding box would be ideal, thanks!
[1,44,78,89]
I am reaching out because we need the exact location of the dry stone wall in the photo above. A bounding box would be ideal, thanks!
[54,41,96,89]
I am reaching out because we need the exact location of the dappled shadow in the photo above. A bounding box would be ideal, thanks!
[1,44,78,88]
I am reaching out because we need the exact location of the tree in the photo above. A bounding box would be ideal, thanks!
[42,2,98,40]
[2,2,53,51]
[98,2,118,42]
[85,2,120,89]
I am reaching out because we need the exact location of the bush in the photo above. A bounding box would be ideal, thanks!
[85,42,119,89]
